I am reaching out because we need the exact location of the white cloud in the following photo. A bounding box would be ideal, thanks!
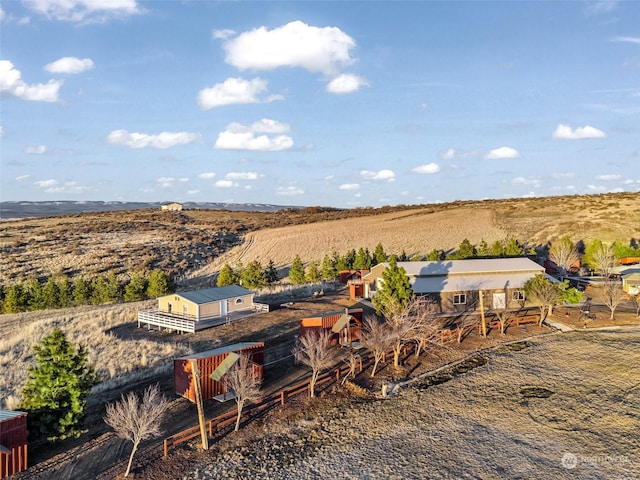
[213,29,235,40]
[197,77,282,109]
[612,36,640,44]
[441,148,479,160]
[339,183,360,190]
[326,74,369,94]
[16,175,31,181]
[0,7,4,22]
[585,1,618,16]
[512,176,541,187]
[215,179,239,188]
[42,180,90,194]
[411,163,440,174]
[156,177,175,188]
[225,172,260,180]
[484,146,521,160]
[276,186,304,196]
[224,20,356,76]
[44,56,94,74]
[587,184,606,192]
[24,145,47,154]
[552,172,576,179]
[596,173,622,181]
[360,169,396,181]
[551,124,606,140]
[34,179,58,187]
[106,129,202,149]
[198,172,216,179]
[23,0,142,22]
[214,120,293,151]
[0,60,62,102]
[187,189,199,195]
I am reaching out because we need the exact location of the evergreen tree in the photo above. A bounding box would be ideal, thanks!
[41,277,60,310]
[373,243,387,265]
[353,247,372,269]
[490,240,505,257]
[372,255,414,317]
[242,260,267,289]
[427,249,442,261]
[264,260,280,287]
[289,255,306,285]
[454,239,476,259]
[343,249,357,269]
[18,328,98,440]
[320,254,337,281]
[26,278,44,311]
[216,263,236,287]
[398,249,409,262]
[124,272,148,302]
[305,261,320,283]
[104,272,123,304]
[73,277,92,306]
[477,240,491,257]
[90,275,109,305]
[146,270,172,298]
[3,284,28,313]
[504,236,524,257]
[57,276,73,308]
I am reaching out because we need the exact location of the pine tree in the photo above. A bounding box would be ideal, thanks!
[453,239,476,259]
[124,272,148,302]
[42,277,60,309]
[354,247,372,269]
[477,240,491,257]
[147,270,172,298]
[305,261,320,283]
[19,328,98,440]
[3,284,28,313]
[264,260,280,287]
[289,255,306,285]
[372,255,414,317]
[57,276,73,308]
[427,249,442,261]
[217,263,236,287]
[490,240,505,257]
[242,260,266,289]
[73,277,92,306]
[373,243,387,265]
[26,278,44,311]
[320,254,337,281]
[504,236,524,257]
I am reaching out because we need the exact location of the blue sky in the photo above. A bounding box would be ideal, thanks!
[1,1,639,208]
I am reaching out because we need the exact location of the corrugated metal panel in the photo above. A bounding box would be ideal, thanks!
[174,343,264,402]
[0,412,28,479]
[170,285,253,305]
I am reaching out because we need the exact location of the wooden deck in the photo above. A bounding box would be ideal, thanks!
[138,307,268,334]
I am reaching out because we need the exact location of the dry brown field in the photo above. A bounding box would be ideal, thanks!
[1,192,639,288]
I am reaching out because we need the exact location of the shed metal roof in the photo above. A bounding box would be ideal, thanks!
[394,257,544,276]
[0,410,27,422]
[412,272,544,294]
[175,342,263,361]
[169,285,253,305]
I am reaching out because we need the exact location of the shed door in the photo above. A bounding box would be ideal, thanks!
[493,292,506,309]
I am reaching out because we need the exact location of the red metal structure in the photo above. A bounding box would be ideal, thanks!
[0,411,28,479]
[300,308,363,346]
[174,343,264,403]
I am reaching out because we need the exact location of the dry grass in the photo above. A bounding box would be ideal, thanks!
[187,331,640,479]
[0,302,193,410]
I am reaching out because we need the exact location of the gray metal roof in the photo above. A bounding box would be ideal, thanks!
[171,285,253,305]
[394,257,544,276]
[0,410,26,422]
[175,342,263,361]
[412,272,540,294]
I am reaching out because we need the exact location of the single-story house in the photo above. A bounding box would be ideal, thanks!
[621,270,640,295]
[161,202,183,211]
[363,257,550,314]
[138,284,256,333]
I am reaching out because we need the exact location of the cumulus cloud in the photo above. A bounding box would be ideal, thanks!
[213,29,235,39]
[596,173,622,180]
[339,183,360,190]
[441,148,480,160]
[360,169,396,181]
[23,0,142,22]
[197,77,282,109]
[411,163,440,174]
[106,129,202,149]
[276,185,304,196]
[24,145,47,154]
[551,124,606,140]
[215,179,239,188]
[198,172,216,179]
[225,172,260,180]
[223,20,356,76]
[326,74,369,94]
[44,56,94,74]
[0,60,62,102]
[484,146,521,160]
[214,119,293,151]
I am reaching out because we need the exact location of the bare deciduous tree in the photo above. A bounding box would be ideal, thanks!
[633,294,640,318]
[294,330,333,398]
[386,297,427,367]
[591,242,617,278]
[359,315,393,377]
[548,236,580,278]
[524,274,561,325]
[598,281,626,320]
[104,384,169,478]
[410,299,445,356]
[226,352,262,432]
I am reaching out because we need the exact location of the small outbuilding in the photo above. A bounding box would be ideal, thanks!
[0,410,28,479]
[174,342,264,402]
[161,202,183,211]
[621,271,640,295]
[138,285,257,333]
[300,308,363,347]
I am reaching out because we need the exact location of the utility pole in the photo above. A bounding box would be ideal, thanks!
[190,359,209,450]
[479,290,487,338]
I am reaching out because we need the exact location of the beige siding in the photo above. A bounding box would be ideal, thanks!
[199,302,221,319]
[158,295,197,317]
[226,294,254,313]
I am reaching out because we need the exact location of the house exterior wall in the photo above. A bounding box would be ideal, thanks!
[225,294,254,313]
[198,301,221,319]
[158,295,198,318]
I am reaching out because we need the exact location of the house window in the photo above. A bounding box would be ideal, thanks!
[453,294,466,305]
[513,291,525,301]
[235,298,244,305]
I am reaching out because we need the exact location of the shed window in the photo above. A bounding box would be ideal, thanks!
[513,291,525,301]
[453,294,466,305]
[235,298,244,305]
